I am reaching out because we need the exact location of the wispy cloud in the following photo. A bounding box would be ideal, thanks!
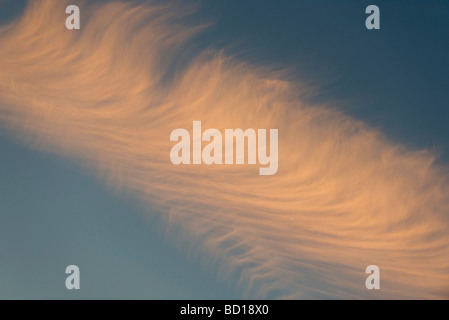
[0,0,448,299]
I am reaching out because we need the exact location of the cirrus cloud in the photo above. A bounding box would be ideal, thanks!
[0,0,448,299]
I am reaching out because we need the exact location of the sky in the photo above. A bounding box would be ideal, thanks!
[0,0,448,299]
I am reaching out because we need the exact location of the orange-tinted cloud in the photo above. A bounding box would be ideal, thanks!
[0,0,448,298]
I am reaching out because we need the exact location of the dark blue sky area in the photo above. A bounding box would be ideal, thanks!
[198,0,449,160]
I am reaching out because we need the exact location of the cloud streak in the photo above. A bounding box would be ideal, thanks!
[0,0,448,299]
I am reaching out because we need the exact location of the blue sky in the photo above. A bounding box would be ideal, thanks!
[199,0,449,159]
[1,0,448,299]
